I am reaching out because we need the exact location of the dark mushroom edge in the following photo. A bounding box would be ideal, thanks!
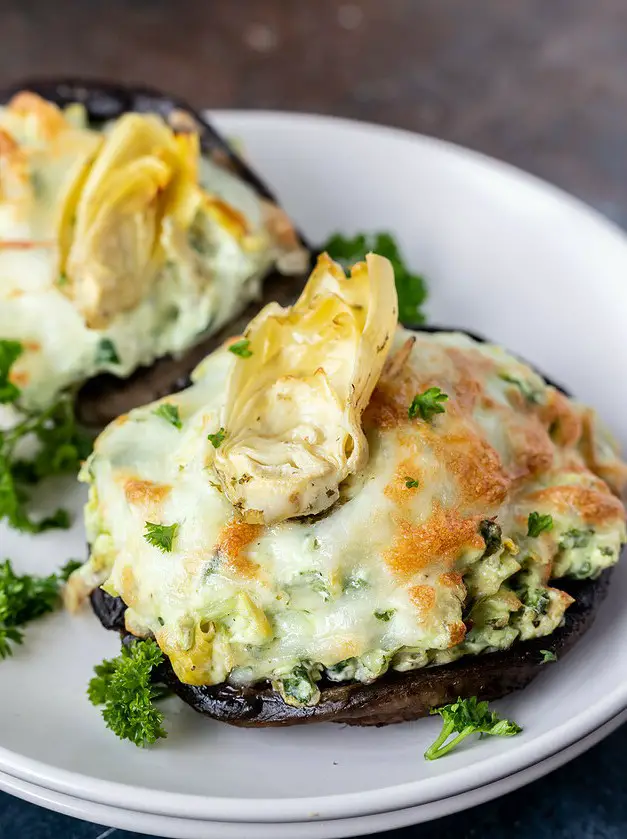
[90,570,612,727]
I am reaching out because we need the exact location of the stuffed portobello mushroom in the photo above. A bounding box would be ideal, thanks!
[0,80,308,424]
[73,252,627,731]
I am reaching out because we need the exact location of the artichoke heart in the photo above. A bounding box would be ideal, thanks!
[61,113,202,328]
[213,252,398,523]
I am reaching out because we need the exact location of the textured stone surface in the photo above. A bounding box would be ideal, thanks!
[1,0,626,836]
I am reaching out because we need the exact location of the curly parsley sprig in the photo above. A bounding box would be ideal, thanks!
[424,696,522,760]
[322,232,428,324]
[88,639,168,747]
[0,558,80,659]
[0,340,92,533]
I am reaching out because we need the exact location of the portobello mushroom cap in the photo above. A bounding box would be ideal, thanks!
[90,570,613,727]
[0,78,310,427]
[87,324,608,727]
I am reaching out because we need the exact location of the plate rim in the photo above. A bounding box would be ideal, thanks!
[2,109,627,823]
[1,710,625,838]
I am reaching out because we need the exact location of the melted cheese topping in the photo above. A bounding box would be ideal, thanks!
[78,326,627,698]
[214,253,397,523]
[0,93,306,410]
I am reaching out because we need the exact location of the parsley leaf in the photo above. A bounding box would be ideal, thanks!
[374,608,396,622]
[144,521,179,553]
[540,649,557,664]
[207,427,226,448]
[499,373,541,405]
[408,387,448,422]
[0,393,92,533]
[88,639,167,747]
[405,478,420,488]
[424,696,522,760]
[229,339,253,358]
[95,338,120,366]
[527,512,553,538]
[0,558,71,659]
[152,403,182,429]
[322,232,428,324]
[0,340,23,404]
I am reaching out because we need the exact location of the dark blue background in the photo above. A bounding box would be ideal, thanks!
[1,722,626,838]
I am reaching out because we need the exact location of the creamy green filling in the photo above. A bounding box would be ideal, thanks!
[78,330,627,707]
[0,123,292,411]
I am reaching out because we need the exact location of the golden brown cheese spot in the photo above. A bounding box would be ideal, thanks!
[0,128,18,156]
[384,457,423,507]
[123,478,172,515]
[526,484,625,527]
[447,620,467,647]
[541,389,583,448]
[9,369,29,386]
[261,199,302,252]
[364,360,426,431]
[0,128,29,200]
[408,584,436,620]
[204,196,249,240]
[119,565,138,608]
[438,423,510,508]
[439,571,464,589]
[216,519,263,579]
[445,347,495,413]
[384,506,484,579]
[552,587,576,609]
[505,418,554,483]
[579,410,627,497]
[110,413,131,429]
[8,92,69,137]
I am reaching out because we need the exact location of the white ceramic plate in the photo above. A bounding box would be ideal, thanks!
[2,112,627,826]
[1,710,624,839]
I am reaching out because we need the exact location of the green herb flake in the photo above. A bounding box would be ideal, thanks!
[525,588,551,616]
[207,427,226,448]
[374,609,396,622]
[88,639,168,747]
[540,649,557,664]
[143,521,179,553]
[499,373,541,404]
[559,529,593,550]
[424,696,522,760]
[322,232,428,324]
[0,393,92,533]
[527,512,553,538]
[57,273,69,287]
[229,339,253,358]
[344,575,369,592]
[152,403,182,429]
[275,663,321,707]
[0,558,75,658]
[405,477,420,489]
[95,338,120,366]
[408,387,448,422]
[0,340,23,404]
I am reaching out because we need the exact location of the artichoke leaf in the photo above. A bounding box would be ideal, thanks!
[213,252,398,523]
[63,113,202,327]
